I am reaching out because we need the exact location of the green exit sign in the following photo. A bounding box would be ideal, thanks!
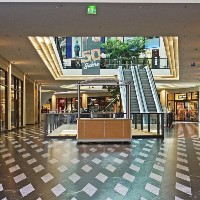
[87,5,96,15]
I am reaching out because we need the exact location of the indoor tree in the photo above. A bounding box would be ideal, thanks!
[101,37,145,112]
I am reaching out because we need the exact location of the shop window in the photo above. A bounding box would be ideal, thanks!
[192,92,198,100]
[187,93,191,100]
[0,69,7,131]
[11,75,23,129]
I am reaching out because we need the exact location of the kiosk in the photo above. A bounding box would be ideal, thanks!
[77,81,132,143]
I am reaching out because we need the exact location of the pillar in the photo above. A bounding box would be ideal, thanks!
[35,84,38,124]
[51,95,56,111]
[7,64,12,130]
[23,74,26,126]
[25,79,35,124]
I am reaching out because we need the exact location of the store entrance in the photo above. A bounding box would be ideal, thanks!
[175,101,198,121]
[167,92,199,122]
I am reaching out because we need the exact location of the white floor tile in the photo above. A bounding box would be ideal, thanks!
[123,172,135,182]
[92,158,101,164]
[149,172,162,182]
[142,148,151,152]
[145,183,160,196]
[9,165,20,173]
[119,152,128,157]
[129,164,140,172]
[36,148,43,153]
[68,173,81,183]
[17,148,26,153]
[22,153,31,158]
[153,164,164,172]
[139,152,148,158]
[82,165,92,172]
[100,152,108,158]
[2,153,11,158]
[176,172,190,182]
[95,173,108,183]
[20,183,35,197]
[33,165,44,173]
[5,158,15,165]
[176,182,192,195]
[41,173,54,183]
[156,157,166,164]
[14,173,27,183]
[51,184,66,197]
[177,157,188,164]
[177,152,187,157]
[82,183,97,197]
[135,158,145,164]
[81,153,89,158]
[106,164,116,172]
[113,158,123,164]
[27,158,37,165]
[114,183,129,196]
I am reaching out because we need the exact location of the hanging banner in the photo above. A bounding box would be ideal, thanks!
[82,37,100,75]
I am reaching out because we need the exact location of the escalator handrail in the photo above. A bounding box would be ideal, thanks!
[132,66,148,113]
[145,66,163,113]
[118,66,126,113]
[130,66,145,113]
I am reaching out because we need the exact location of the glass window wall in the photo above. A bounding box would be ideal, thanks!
[11,75,23,129]
[0,69,7,131]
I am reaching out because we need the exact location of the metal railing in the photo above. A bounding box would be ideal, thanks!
[131,112,164,138]
[62,57,169,69]
[44,112,164,138]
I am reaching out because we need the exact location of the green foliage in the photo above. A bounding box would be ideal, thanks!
[101,37,145,62]
[102,37,145,111]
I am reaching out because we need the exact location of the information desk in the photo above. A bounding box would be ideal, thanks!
[77,118,131,143]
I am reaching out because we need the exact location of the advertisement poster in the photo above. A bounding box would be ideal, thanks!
[72,37,82,58]
[82,37,101,75]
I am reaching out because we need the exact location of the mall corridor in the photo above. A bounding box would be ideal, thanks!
[0,122,200,200]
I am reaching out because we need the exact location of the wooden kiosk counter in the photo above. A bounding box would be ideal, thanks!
[77,118,132,143]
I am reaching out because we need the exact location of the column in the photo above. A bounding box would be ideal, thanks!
[25,79,35,124]
[35,84,38,124]
[7,64,12,130]
[23,74,26,126]
[51,95,56,111]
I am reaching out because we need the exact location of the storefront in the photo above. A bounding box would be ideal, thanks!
[11,75,23,129]
[0,68,7,131]
[167,92,199,121]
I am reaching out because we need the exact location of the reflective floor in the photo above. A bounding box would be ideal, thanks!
[0,122,200,200]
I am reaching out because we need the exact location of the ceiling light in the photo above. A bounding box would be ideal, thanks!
[28,36,63,80]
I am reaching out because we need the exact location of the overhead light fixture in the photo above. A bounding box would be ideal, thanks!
[28,36,63,79]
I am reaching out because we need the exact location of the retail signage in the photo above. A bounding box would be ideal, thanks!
[82,37,100,75]
[87,5,97,15]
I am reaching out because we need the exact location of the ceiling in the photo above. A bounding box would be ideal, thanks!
[0,2,200,91]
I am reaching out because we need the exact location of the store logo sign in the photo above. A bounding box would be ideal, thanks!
[82,48,100,75]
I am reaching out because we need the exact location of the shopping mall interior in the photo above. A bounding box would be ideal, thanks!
[0,1,200,200]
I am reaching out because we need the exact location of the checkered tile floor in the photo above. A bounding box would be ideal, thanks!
[0,122,200,200]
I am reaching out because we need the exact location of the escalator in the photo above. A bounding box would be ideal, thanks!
[138,68,157,112]
[123,69,140,113]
